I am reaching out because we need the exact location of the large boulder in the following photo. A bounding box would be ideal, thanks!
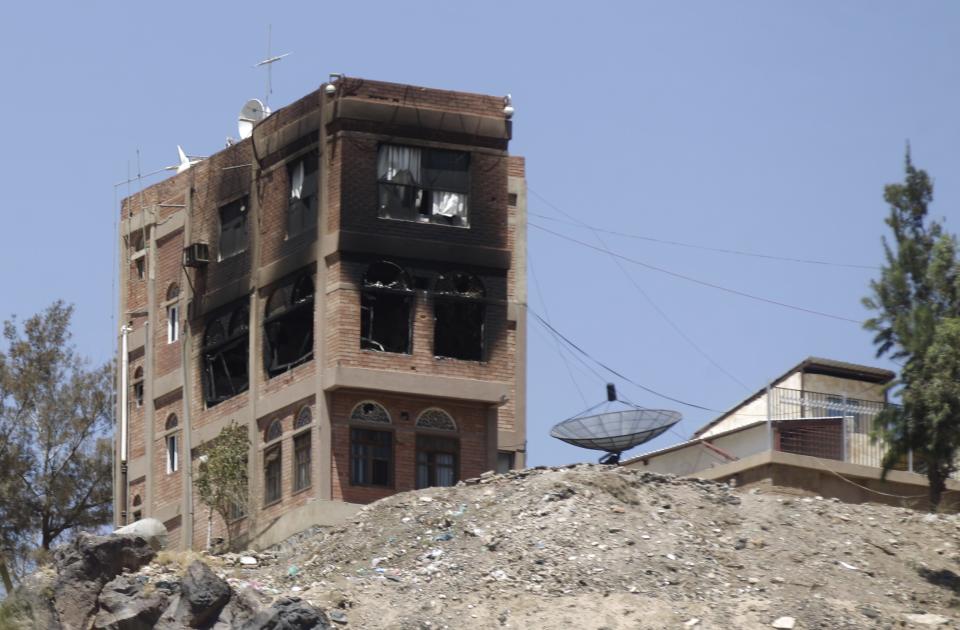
[239,597,331,630]
[170,560,231,628]
[92,573,170,629]
[53,533,156,629]
[114,518,168,551]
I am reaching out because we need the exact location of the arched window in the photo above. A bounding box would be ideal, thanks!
[349,401,391,424]
[132,366,144,408]
[265,419,283,443]
[294,407,312,430]
[131,494,142,522]
[434,272,485,361]
[165,414,179,474]
[202,300,250,407]
[361,262,413,354]
[264,272,314,378]
[416,408,457,431]
[166,284,180,301]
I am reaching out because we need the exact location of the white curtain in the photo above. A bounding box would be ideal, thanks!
[432,191,466,219]
[378,145,421,185]
[290,160,305,200]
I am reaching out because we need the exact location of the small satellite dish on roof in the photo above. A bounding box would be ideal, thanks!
[550,384,681,465]
[238,98,270,140]
[163,145,204,174]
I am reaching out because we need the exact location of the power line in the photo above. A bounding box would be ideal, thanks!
[529,189,752,392]
[530,222,863,325]
[526,306,722,413]
[529,255,588,406]
[527,189,878,271]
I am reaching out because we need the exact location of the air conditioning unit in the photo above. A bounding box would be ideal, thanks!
[183,243,210,268]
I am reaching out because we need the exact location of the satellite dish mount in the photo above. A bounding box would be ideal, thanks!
[550,384,681,465]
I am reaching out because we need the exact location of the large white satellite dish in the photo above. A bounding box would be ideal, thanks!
[238,98,270,140]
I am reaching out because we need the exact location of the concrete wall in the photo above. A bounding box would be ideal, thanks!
[628,423,770,476]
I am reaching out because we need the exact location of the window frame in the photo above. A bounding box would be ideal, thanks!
[165,433,179,474]
[263,444,282,506]
[201,300,250,408]
[360,262,414,355]
[286,151,319,237]
[293,430,312,493]
[433,272,486,361]
[167,304,179,344]
[132,367,144,408]
[349,427,394,488]
[218,196,249,261]
[376,143,471,228]
[263,272,315,378]
[415,434,459,489]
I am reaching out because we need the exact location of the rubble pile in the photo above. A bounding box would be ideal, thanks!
[5,464,960,628]
[245,465,960,629]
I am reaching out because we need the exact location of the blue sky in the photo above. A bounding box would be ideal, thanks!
[0,2,957,466]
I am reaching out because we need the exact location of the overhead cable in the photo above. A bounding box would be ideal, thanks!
[529,222,862,325]
[527,189,878,271]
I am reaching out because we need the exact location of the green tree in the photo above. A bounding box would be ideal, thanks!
[195,421,249,549]
[864,151,960,508]
[0,301,113,590]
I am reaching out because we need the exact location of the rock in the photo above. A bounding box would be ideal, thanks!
[239,597,331,629]
[904,613,950,626]
[329,609,348,624]
[93,573,169,629]
[114,518,169,551]
[174,561,231,628]
[53,533,157,629]
[241,556,259,566]
[771,617,796,629]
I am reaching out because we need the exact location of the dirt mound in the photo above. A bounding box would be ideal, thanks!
[228,465,960,629]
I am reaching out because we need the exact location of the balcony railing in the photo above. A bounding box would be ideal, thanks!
[767,387,917,473]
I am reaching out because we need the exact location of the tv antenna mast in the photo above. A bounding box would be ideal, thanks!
[255,24,290,109]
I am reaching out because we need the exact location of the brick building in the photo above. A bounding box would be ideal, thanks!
[115,77,527,550]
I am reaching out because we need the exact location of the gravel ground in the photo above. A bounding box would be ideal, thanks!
[202,465,960,629]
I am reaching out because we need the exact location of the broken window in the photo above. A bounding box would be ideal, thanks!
[416,435,458,489]
[264,445,281,505]
[264,273,314,378]
[496,451,515,474]
[287,152,318,236]
[351,428,392,486]
[433,272,485,361]
[201,301,249,407]
[377,144,470,227]
[361,262,413,354]
[131,495,142,522]
[265,419,283,443]
[349,401,391,424]
[132,367,144,408]
[165,414,179,474]
[218,197,248,260]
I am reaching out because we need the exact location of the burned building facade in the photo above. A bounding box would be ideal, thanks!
[115,78,527,549]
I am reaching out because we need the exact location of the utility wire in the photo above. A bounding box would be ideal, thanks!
[528,188,752,392]
[526,306,721,413]
[529,255,588,406]
[530,222,862,325]
[527,189,878,271]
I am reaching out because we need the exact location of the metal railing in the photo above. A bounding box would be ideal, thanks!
[768,387,908,472]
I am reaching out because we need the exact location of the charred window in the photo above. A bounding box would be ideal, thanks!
[434,272,485,361]
[360,262,413,354]
[264,273,314,378]
[377,144,470,227]
[287,152,318,236]
[218,197,248,260]
[202,301,249,407]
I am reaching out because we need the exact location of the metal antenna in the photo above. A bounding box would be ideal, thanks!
[255,24,290,109]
